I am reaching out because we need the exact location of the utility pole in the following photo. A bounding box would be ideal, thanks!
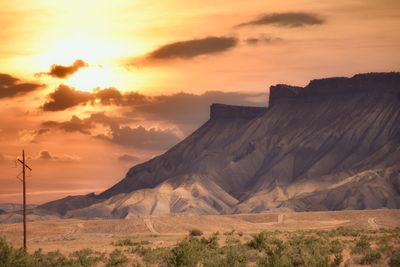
[17,150,31,251]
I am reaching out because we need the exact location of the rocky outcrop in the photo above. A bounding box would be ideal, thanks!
[37,72,400,218]
[269,72,400,106]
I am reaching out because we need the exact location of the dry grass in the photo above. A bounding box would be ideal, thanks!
[0,209,399,255]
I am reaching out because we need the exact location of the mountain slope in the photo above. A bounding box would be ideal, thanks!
[38,72,400,218]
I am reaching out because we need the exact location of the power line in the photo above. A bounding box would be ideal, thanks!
[16,149,32,251]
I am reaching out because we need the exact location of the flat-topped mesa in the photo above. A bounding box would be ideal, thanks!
[210,103,266,120]
[269,72,400,106]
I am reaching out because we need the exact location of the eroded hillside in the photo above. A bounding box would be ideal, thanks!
[37,73,400,218]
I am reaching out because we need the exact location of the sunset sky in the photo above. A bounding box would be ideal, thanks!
[1,0,399,204]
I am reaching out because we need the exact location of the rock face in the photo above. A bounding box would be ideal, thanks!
[38,72,400,218]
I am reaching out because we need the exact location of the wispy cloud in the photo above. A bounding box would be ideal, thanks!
[238,12,325,28]
[32,149,80,162]
[145,36,238,61]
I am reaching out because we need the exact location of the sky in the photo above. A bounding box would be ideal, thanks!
[0,0,399,204]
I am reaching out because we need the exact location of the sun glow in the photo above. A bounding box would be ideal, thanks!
[66,65,117,92]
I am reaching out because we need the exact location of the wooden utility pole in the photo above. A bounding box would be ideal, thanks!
[17,150,31,251]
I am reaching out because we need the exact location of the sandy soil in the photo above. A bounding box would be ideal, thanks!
[0,209,399,253]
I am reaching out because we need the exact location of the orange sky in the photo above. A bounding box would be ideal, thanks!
[1,0,399,204]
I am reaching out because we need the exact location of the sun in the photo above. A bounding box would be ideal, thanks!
[65,65,117,92]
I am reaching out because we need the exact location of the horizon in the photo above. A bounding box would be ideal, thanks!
[1,0,400,204]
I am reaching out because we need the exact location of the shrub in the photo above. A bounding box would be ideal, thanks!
[189,228,203,237]
[224,230,235,236]
[223,243,248,267]
[32,249,72,267]
[333,227,361,237]
[389,249,400,267]
[351,235,370,254]
[106,249,128,267]
[113,238,136,247]
[0,237,34,266]
[166,237,203,267]
[131,261,143,267]
[360,249,381,265]
[256,234,342,267]
[70,248,104,266]
[332,253,343,267]
[329,240,343,254]
[247,231,271,251]
[132,246,169,265]
[200,233,219,250]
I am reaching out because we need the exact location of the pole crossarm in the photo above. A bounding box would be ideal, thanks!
[17,159,32,171]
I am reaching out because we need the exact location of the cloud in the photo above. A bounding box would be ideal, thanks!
[94,88,123,105]
[34,149,80,162]
[37,59,88,78]
[146,36,238,60]
[98,126,180,150]
[42,89,265,134]
[42,115,92,134]
[94,88,147,106]
[0,73,43,99]
[129,91,266,134]
[42,86,147,111]
[116,153,140,162]
[238,12,325,28]
[40,90,266,149]
[244,35,283,45]
[38,150,52,160]
[42,84,92,111]
[42,113,178,150]
[17,128,51,143]
[42,112,131,134]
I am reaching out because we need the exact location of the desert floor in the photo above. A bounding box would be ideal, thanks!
[0,209,399,253]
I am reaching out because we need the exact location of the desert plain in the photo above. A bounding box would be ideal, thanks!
[1,209,399,254]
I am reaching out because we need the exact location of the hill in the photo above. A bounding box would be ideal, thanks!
[37,72,400,218]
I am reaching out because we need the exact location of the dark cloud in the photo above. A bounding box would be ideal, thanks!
[117,154,140,162]
[42,85,92,111]
[0,73,43,99]
[42,112,133,134]
[40,90,266,149]
[147,36,238,60]
[37,59,88,79]
[35,149,80,161]
[42,112,180,150]
[38,150,52,160]
[42,115,92,134]
[42,86,147,111]
[0,73,18,85]
[94,88,147,106]
[238,12,325,28]
[94,88,123,105]
[42,89,265,134]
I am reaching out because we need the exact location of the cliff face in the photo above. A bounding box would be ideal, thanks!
[38,72,400,218]
[269,72,400,105]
